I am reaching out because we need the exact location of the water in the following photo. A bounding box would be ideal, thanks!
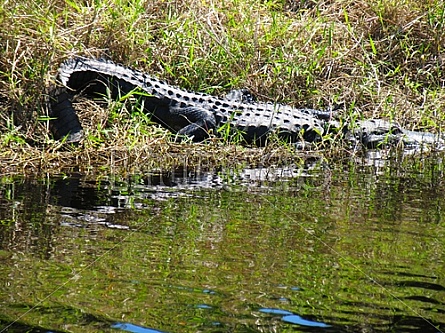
[1,154,445,333]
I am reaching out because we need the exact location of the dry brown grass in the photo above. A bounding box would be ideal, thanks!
[0,138,316,176]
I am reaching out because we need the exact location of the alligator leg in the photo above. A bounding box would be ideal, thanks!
[166,106,217,142]
[48,87,83,142]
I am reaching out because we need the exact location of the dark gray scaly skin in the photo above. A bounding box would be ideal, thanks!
[48,57,332,145]
[345,119,443,149]
[48,57,444,149]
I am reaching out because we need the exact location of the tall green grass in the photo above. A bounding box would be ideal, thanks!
[0,0,444,171]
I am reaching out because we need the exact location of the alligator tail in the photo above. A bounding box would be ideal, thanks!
[48,57,141,142]
[48,87,83,142]
[58,57,145,98]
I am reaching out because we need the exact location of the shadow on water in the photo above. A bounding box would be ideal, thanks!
[0,303,114,333]
[1,152,445,332]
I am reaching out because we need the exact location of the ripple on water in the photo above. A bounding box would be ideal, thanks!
[1,155,445,332]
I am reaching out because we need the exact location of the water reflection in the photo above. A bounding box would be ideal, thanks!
[259,308,331,328]
[1,154,445,333]
[112,322,169,333]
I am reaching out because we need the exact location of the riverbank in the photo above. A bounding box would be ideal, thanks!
[1,0,444,174]
[0,138,318,175]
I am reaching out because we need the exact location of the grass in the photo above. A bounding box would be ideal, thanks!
[1,0,445,174]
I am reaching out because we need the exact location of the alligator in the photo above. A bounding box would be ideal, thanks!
[48,57,444,150]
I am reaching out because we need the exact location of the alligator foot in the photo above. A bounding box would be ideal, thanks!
[171,106,217,142]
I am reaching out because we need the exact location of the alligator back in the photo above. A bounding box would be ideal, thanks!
[54,57,326,144]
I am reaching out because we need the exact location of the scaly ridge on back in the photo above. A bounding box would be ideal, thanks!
[50,57,326,144]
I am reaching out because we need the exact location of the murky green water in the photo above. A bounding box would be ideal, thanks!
[1,154,445,333]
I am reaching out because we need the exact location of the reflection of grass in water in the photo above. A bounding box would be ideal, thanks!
[1,0,445,173]
[1,161,445,331]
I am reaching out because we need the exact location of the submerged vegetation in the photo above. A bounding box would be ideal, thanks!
[0,0,445,174]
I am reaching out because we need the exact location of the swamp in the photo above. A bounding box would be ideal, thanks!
[1,0,445,332]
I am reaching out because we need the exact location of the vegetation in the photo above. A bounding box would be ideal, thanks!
[1,0,444,174]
